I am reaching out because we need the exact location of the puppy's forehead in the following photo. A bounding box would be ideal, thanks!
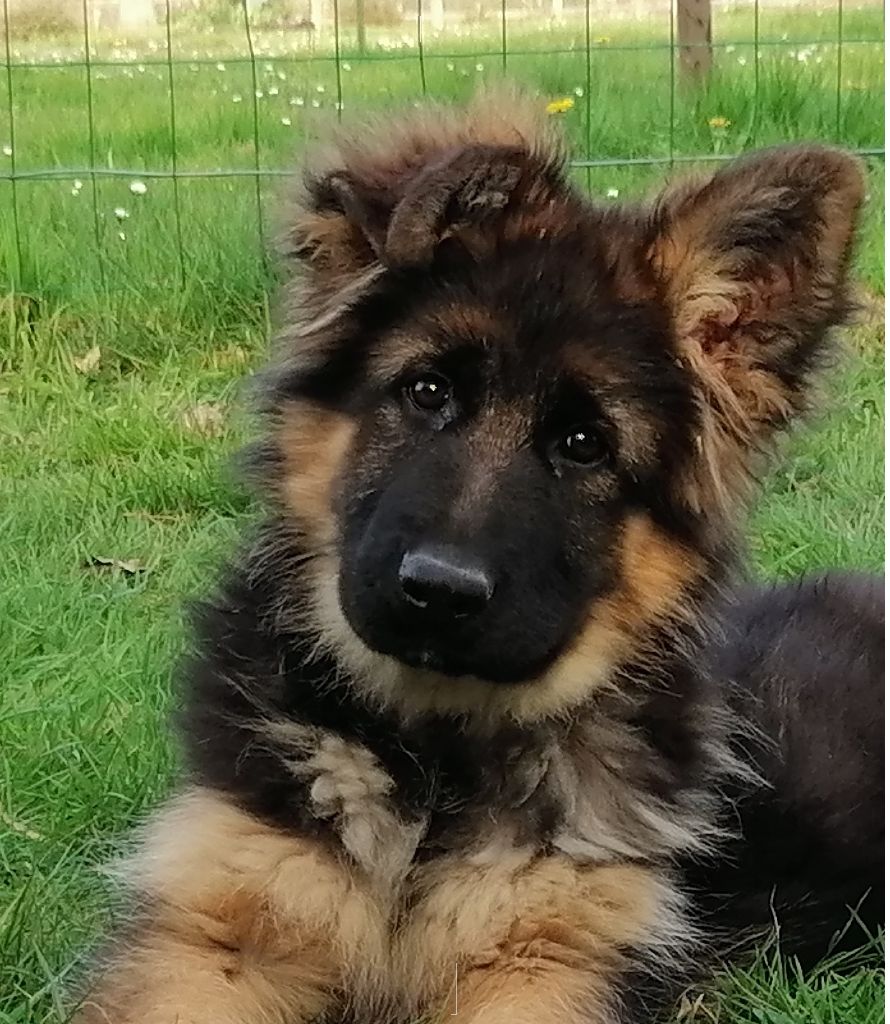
[363,216,674,397]
[368,270,666,379]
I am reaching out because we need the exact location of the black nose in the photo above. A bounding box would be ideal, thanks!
[398,545,495,617]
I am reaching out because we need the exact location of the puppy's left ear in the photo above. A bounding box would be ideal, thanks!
[649,144,865,512]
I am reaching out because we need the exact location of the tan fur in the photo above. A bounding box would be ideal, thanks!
[277,400,356,548]
[614,513,705,629]
[366,302,505,386]
[259,719,426,894]
[77,788,684,1024]
[548,715,726,862]
[399,852,681,1024]
[75,788,388,1023]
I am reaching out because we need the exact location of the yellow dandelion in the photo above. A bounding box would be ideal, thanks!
[546,97,575,115]
[593,35,610,44]
[708,115,731,129]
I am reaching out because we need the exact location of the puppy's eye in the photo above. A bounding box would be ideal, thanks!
[406,374,451,412]
[557,425,608,466]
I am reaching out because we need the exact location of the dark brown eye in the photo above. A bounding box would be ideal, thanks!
[406,375,451,412]
[558,425,608,466]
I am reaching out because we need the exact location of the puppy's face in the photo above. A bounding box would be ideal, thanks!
[267,95,863,718]
[324,242,695,684]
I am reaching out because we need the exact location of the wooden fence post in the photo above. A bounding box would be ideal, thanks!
[355,0,366,53]
[677,0,712,83]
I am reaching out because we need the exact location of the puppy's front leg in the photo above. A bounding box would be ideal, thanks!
[406,857,684,1024]
[73,787,387,1024]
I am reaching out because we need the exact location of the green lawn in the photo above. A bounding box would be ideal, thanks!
[0,4,884,1021]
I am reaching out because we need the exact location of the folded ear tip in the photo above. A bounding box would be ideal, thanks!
[795,143,866,199]
[736,143,867,209]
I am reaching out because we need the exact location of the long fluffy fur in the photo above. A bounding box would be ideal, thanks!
[71,91,880,1024]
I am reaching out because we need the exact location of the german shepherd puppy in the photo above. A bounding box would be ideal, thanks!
[74,91,883,1023]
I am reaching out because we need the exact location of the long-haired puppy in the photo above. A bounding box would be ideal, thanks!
[73,90,883,1024]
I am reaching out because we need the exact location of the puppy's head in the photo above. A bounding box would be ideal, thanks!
[261,90,863,721]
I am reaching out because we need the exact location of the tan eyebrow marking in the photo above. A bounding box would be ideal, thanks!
[561,353,661,469]
[366,302,504,383]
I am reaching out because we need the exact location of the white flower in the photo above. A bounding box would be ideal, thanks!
[315,83,325,92]
[291,96,304,106]
[281,116,292,126]
[277,70,286,80]
[255,89,264,98]
[118,231,127,240]
[268,85,279,95]
[264,62,273,72]
[311,98,321,108]
[726,44,736,54]
[342,62,351,71]
[114,207,129,220]
[137,64,145,72]
[216,62,226,71]
[189,63,199,72]
[573,86,584,96]
[129,180,147,195]
[232,93,242,102]
[74,179,83,189]
[2,144,12,157]
[737,56,747,66]
[335,101,344,111]
[606,188,619,198]
[446,61,454,71]
[475,62,484,71]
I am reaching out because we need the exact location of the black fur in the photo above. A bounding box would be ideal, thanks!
[687,572,884,969]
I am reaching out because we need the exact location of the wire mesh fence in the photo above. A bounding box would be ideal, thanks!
[0,0,884,305]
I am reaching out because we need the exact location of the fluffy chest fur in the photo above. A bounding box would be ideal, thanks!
[182,555,736,890]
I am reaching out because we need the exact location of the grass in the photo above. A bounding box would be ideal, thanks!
[0,4,884,1021]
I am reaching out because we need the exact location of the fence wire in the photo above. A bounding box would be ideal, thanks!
[0,0,884,291]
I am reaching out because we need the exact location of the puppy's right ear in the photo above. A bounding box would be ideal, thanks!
[282,90,567,314]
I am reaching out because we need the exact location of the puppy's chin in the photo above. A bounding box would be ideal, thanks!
[338,580,573,688]
[366,637,558,686]
[311,563,620,722]
[340,599,565,685]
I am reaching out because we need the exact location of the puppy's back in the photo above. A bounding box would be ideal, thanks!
[692,572,884,967]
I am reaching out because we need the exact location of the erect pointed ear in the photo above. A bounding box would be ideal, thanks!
[281,88,568,316]
[648,144,865,514]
